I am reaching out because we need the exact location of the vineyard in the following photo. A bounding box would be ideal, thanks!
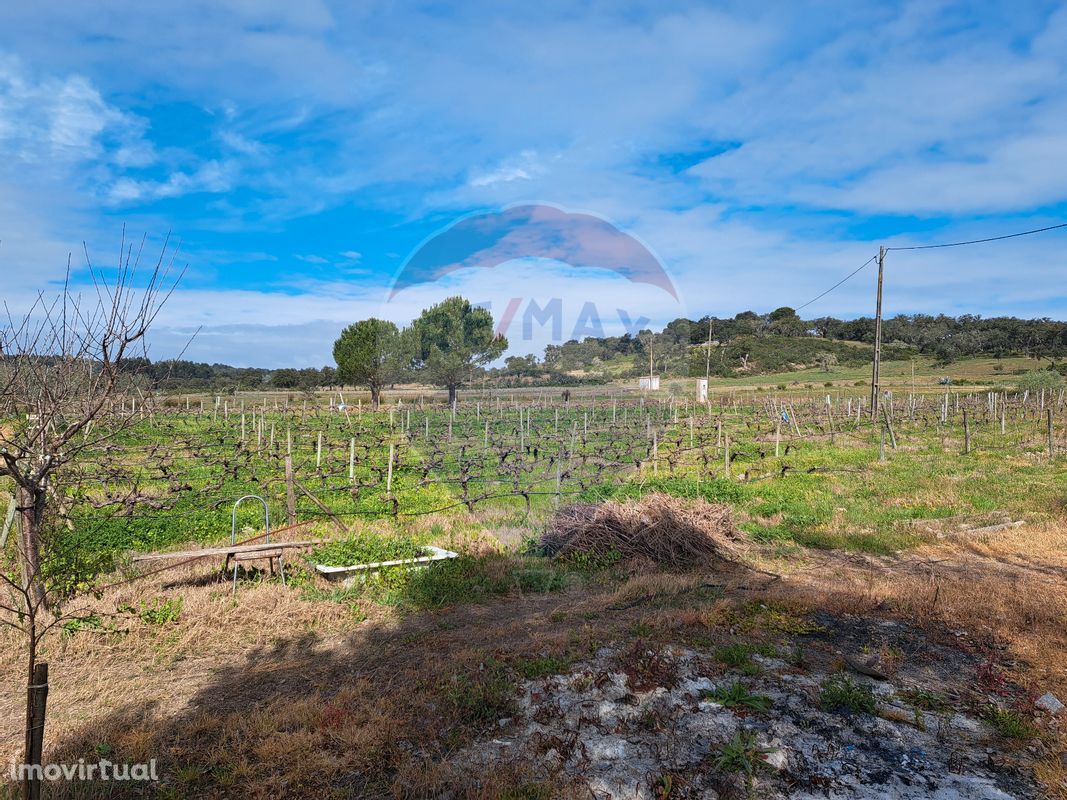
[53,384,1066,580]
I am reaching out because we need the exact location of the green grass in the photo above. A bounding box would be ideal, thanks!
[704,681,773,711]
[446,659,516,726]
[819,674,877,714]
[714,642,776,675]
[309,534,428,567]
[389,554,569,610]
[982,705,1037,740]
[121,597,184,626]
[513,655,571,679]
[711,730,776,786]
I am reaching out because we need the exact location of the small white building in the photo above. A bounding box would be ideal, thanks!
[638,376,661,391]
[697,379,708,403]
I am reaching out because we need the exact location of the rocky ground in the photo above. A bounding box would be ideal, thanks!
[454,612,1046,799]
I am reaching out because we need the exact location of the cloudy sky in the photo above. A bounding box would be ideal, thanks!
[1,1,1065,366]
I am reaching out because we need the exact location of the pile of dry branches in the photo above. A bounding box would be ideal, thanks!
[543,492,739,570]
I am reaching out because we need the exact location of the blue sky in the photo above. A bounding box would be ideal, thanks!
[1,1,1065,366]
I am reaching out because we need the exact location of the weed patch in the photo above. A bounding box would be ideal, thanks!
[704,681,772,712]
[819,674,877,714]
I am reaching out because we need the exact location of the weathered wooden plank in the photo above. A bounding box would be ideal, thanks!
[131,540,324,563]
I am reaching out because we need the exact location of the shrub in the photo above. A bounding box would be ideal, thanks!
[1016,370,1063,393]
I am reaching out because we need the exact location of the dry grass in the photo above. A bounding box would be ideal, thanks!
[2,514,1065,798]
[543,492,739,569]
[0,551,634,798]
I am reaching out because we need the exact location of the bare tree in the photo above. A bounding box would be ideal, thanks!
[0,232,182,800]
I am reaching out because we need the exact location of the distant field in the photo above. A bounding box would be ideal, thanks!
[617,354,1050,392]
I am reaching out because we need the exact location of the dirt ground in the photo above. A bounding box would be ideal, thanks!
[1,520,1066,799]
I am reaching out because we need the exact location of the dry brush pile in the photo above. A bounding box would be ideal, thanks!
[542,492,741,570]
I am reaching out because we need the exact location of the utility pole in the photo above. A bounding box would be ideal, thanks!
[869,245,885,419]
[648,333,655,385]
[705,318,713,383]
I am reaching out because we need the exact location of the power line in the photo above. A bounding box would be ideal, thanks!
[886,221,1067,251]
[792,219,1066,312]
[794,254,877,312]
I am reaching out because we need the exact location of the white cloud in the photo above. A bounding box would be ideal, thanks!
[0,55,149,171]
[105,160,235,204]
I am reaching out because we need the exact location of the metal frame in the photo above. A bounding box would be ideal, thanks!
[228,495,285,594]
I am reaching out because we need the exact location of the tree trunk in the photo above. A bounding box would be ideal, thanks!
[370,384,381,410]
[16,486,47,613]
[448,384,457,406]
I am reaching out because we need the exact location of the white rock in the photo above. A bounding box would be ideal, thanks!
[763,747,788,770]
[951,714,983,734]
[1036,692,1064,714]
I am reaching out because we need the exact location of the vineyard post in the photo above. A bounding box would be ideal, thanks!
[1048,409,1055,458]
[25,661,48,800]
[724,434,730,478]
[349,439,355,480]
[882,406,897,449]
[555,449,562,508]
[963,408,971,454]
[316,431,323,468]
[386,444,394,494]
[285,456,297,527]
[775,420,781,458]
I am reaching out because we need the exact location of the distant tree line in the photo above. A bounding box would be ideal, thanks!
[112,357,337,393]
[116,305,1067,394]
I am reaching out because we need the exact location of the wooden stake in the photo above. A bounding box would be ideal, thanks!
[24,662,48,800]
[284,456,297,527]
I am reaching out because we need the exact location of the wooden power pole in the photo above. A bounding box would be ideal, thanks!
[870,246,886,419]
[705,318,713,383]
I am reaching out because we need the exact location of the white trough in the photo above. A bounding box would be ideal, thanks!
[314,545,459,587]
